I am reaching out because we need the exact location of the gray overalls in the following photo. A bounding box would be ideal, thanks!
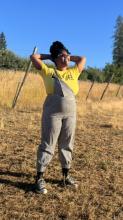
[37,71,76,172]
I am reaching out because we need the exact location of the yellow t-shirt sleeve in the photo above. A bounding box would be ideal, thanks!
[70,65,81,79]
[40,62,54,77]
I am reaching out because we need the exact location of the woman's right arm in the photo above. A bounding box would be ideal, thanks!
[30,54,52,70]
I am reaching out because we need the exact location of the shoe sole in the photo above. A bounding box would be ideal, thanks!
[35,188,47,194]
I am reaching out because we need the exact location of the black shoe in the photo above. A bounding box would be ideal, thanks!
[35,178,47,194]
[63,175,78,189]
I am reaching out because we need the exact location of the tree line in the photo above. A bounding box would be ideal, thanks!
[0,15,123,84]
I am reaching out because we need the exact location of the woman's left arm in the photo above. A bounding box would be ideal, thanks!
[70,56,86,73]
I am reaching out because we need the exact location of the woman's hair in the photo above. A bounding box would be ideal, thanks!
[50,41,70,61]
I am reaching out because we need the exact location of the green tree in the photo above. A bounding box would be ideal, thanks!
[0,32,7,50]
[103,63,123,84]
[79,66,103,82]
[113,16,123,67]
[0,49,29,70]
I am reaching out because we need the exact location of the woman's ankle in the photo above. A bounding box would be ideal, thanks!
[62,168,69,177]
[36,172,44,181]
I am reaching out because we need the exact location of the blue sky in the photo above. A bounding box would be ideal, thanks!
[0,0,123,68]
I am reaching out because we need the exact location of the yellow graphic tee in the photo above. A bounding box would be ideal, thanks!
[40,62,81,95]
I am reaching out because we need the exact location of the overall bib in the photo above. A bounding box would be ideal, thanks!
[37,72,76,172]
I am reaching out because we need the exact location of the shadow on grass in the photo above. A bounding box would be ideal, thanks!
[0,170,35,193]
[0,170,63,193]
[45,178,63,186]
[0,170,32,178]
[0,178,35,193]
[100,124,112,128]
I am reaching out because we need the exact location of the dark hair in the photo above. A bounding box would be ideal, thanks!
[50,41,70,61]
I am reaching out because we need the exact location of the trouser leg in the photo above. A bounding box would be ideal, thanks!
[58,114,76,170]
[37,113,62,173]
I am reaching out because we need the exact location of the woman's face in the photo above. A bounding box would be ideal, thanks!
[55,50,70,69]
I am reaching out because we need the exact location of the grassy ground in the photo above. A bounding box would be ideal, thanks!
[0,70,123,219]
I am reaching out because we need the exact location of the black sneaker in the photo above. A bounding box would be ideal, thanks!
[35,178,47,194]
[63,175,78,189]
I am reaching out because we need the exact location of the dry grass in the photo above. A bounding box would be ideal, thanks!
[0,70,46,109]
[0,69,123,109]
[0,70,123,220]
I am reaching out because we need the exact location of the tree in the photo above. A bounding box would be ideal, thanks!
[113,16,123,67]
[0,32,7,50]
[79,66,103,82]
[0,49,29,70]
[103,63,123,84]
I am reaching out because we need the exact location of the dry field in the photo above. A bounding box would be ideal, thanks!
[0,70,123,220]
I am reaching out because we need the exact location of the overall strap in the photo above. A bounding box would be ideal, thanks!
[53,69,75,98]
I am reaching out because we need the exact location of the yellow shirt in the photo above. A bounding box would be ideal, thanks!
[40,62,80,95]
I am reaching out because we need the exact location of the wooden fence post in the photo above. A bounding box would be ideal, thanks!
[86,80,95,100]
[116,84,122,97]
[12,46,37,108]
[100,73,115,101]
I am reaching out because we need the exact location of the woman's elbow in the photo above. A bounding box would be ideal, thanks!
[30,55,41,70]
[81,56,86,63]
[30,54,39,61]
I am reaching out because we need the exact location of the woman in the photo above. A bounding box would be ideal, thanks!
[30,41,86,194]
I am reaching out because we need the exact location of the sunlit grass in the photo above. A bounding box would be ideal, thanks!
[0,70,123,110]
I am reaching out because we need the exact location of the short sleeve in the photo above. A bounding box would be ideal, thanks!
[40,62,54,77]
